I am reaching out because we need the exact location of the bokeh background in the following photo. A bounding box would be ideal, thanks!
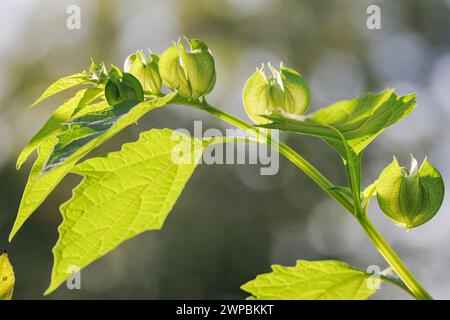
[0,0,449,299]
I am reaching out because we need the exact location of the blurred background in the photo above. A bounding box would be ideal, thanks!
[0,0,449,299]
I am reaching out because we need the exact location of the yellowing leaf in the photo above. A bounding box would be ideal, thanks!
[45,129,213,294]
[241,260,382,300]
[0,252,15,300]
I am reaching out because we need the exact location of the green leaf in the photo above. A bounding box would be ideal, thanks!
[45,128,213,294]
[261,89,416,158]
[11,95,175,241]
[241,260,382,300]
[0,252,15,300]
[43,93,176,172]
[16,89,105,170]
[29,73,91,108]
[10,138,74,241]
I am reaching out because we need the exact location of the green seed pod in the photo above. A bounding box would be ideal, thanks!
[376,156,445,229]
[242,63,311,124]
[105,66,144,106]
[124,50,162,95]
[159,37,216,100]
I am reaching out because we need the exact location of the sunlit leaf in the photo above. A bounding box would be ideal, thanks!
[43,93,176,172]
[261,89,416,158]
[29,73,92,108]
[241,260,382,300]
[0,252,15,300]
[45,129,214,294]
[17,89,105,170]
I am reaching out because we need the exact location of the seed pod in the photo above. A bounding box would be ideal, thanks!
[376,156,445,229]
[124,50,162,95]
[242,63,311,124]
[105,66,144,106]
[159,37,216,100]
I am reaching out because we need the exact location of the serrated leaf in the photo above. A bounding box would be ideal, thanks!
[10,138,74,241]
[29,73,91,108]
[11,98,110,240]
[0,252,15,300]
[11,97,109,241]
[17,89,106,170]
[45,129,213,294]
[11,95,175,241]
[261,89,416,158]
[241,260,382,300]
[43,93,176,172]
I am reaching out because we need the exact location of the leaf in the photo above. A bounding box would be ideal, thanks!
[261,89,416,159]
[45,129,213,294]
[43,93,176,172]
[0,252,15,300]
[11,97,109,241]
[241,260,382,300]
[11,95,175,241]
[29,73,92,108]
[10,138,74,241]
[17,89,106,170]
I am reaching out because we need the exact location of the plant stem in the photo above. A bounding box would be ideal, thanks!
[173,96,432,300]
[356,214,432,300]
[174,97,353,212]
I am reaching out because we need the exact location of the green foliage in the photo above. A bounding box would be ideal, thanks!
[45,129,215,294]
[29,73,90,108]
[0,252,14,300]
[376,156,445,229]
[242,63,310,124]
[260,89,415,159]
[241,260,382,300]
[44,93,176,172]
[12,38,445,300]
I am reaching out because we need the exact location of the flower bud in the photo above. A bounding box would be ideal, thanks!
[242,63,311,124]
[376,156,445,229]
[88,59,108,83]
[105,66,144,106]
[159,37,216,100]
[124,50,162,95]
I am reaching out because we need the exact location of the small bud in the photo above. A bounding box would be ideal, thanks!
[159,37,216,100]
[88,59,108,83]
[242,63,311,124]
[376,156,445,229]
[105,65,144,106]
[124,50,162,95]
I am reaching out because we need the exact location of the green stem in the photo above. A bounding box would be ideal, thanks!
[356,213,432,300]
[173,96,431,300]
[174,97,353,213]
